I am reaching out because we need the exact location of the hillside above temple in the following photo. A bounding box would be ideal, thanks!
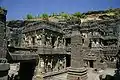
[24,8,120,23]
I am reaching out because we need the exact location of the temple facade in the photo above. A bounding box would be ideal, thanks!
[5,8,120,80]
[22,20,71,80]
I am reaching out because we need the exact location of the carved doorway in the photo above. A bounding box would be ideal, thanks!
[19,60,37,80]
[89,60,94,68]
[52,36,55,48]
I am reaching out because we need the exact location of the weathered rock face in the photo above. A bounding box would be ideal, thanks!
[80,18,120,69]
[0,7,7,58]
[5,8,120,80]
[6,20,24,47]
[0,7,10,80]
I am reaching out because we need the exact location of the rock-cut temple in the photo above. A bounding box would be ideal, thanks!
[1,7,120,80]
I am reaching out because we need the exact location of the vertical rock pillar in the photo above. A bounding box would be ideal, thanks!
[67,25,87,80]
[33,57,45,80]
[0,7,10,80]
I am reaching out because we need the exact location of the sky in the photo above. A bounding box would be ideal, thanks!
[0,0,120,20]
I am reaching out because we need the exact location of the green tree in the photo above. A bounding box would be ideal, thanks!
[42,13,49,18]
[51,13,57,17]
[41,13,49,20]
[73,12,86,18]
[38,14,42,18]
[26,14,33,19]
[73,12,82,18]
[59,12,69,19]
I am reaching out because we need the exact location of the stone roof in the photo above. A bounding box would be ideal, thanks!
[37,46,67,54]
[7,47,39,61]
[9,52,39,61]
[23,20,63,33]
[7,20,24,28]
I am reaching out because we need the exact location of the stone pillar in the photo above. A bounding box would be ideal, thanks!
[64,56,66,69]
[0,63,10,80]
[52,56,60,72]
[0,8,10,80]
[67,26,87,80]
[33,57,44,80]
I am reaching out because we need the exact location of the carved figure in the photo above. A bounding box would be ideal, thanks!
[41,33,46,45]
[54,36,60,48]
[92,41,96,47]
[96,41,100,47]
[36,34,42,45]
[49,34,53,46]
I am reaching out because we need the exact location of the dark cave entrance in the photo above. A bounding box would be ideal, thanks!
[52,36,56,48]
[66,55,71,67]
[65,38,71,47]
[18,60,37,80]
[89,60,94,68]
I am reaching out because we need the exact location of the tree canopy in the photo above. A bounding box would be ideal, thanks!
[40,13,49,18]
[73,12,86,18]
[26,14,33,19]
[59,12,69,19]
[25,12,87,20]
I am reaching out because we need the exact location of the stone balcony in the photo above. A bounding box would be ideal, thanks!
[22,44,71,55]
[37,46,67,55]
[8,46,39,61]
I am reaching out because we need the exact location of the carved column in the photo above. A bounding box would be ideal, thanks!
[67,25,87,80]
[53,56,59,71]
[33,57,45,80]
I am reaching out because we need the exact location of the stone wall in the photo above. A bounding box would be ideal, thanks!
[6,20,24,47]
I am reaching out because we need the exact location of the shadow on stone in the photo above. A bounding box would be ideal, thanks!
[99,74,114,80]
[113,70,120,80]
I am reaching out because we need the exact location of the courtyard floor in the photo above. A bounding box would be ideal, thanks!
[87,68,116,80]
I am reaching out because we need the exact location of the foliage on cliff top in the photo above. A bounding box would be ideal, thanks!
[25,8,120,21]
